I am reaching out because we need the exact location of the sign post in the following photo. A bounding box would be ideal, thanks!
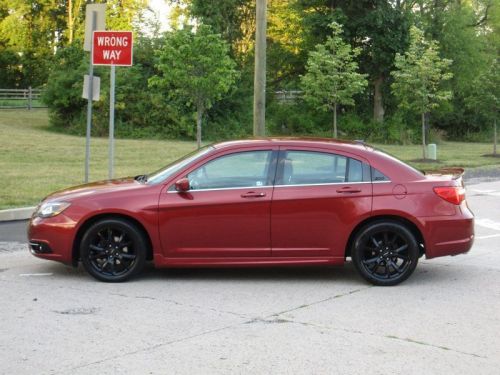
[83,4,106,183]
[109,65,115,179]
[93,31,133,179]
[85,11,96,183]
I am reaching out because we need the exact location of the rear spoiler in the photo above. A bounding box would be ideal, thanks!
[423,167,464,179]
[423,167,465,184]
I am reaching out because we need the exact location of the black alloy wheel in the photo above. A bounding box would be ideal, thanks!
[80,218,147,282]
[351,221,419,286]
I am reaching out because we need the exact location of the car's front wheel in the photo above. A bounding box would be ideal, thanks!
[80,218,147,282]
[351,221,419,286]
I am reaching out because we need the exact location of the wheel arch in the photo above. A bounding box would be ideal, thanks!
[345,215,425,258]
[71,213,154,266]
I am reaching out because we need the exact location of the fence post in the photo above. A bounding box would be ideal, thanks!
[28,86,32,110]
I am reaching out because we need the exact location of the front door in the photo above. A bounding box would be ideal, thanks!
[159,149,277,258]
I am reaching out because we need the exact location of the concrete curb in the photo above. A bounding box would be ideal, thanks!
[0,207,35,222]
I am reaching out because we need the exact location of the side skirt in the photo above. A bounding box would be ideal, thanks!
[153,255,345,268]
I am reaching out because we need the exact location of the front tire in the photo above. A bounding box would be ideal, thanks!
[351,221,419,286]
[80,218,147,282]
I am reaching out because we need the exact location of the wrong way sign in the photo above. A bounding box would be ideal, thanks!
[93,31,133,66]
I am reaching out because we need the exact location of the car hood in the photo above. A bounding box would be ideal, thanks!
[43,177,142,202]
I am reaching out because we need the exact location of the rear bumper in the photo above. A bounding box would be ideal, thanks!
[418,206,474,259]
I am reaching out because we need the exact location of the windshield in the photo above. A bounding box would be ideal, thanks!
[147,146,214,184]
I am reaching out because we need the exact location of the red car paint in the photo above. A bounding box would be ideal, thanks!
[28,138,474,268]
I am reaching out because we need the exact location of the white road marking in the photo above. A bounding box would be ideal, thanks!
[470,188,500,196]
[475,218,500,232]
[475,234,500,240]
[19,273,53,277]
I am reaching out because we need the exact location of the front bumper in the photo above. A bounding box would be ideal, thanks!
[27,214,78,264]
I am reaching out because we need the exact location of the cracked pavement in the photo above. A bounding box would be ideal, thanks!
[1,180,499,374]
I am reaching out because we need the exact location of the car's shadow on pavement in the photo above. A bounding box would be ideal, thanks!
[139,262,361,284]
[42,259,462,286]
[47,261,362,284]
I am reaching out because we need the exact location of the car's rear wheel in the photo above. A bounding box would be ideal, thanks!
[351,221,419,286]
[80,218,146,282]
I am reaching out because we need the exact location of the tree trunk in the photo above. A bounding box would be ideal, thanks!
[333,103,337,138]
[373,76,385,123]
[421,111,427,159]
[253,0,267,136]
[494,118,497,155]
[196,106,202,149]
[68,0,73,43]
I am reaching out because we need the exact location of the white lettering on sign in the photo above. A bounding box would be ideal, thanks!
[96,36,129,47]
[93,31,133,66]
[103,50,122,60]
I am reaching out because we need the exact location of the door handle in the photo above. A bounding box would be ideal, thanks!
[336,187,362,193]
[241,191,266,198]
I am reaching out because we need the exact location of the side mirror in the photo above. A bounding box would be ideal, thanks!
[175,178,190,192]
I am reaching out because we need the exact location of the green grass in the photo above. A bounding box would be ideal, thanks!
[372,142,500,171]
[0,109,197,209]
[0,109,499,209]
[0,99,44,108]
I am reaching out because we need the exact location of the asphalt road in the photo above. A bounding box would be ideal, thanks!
[0,219,28,243]
[0,180,499,374]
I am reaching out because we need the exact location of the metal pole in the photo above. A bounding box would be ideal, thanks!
[253,0,267,137]
[85,11,96,183]
[109,65,115,179]
[494,118,497,156]
[28,86,32,110]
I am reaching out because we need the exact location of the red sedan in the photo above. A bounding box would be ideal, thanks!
[28,138,474,285]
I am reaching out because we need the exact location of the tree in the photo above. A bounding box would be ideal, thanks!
[300,22,367,138]
[391,26,452,159]
[466,59,499,155]
[150,25,238,148]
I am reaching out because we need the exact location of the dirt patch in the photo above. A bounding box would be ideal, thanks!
[409,159,440,163]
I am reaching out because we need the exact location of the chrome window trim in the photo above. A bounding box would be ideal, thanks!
[274,180,391,188]
[167,179,391,193]
[167,185,272,193]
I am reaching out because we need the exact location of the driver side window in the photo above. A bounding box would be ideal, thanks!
[187,151,273,190]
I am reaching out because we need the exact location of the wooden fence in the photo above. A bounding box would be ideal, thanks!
[274,90,303,104]
[0,88,46,109]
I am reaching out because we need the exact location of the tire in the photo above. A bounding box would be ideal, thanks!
[80,218,147,282]
[351,221,419,286]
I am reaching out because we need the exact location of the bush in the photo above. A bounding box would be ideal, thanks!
[267,100,331,136]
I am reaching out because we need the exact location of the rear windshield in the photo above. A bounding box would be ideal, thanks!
[373,148,424,177]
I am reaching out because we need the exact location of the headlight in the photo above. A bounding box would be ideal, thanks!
[36,201,71,218]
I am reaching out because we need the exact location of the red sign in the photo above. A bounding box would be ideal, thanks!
[92,31,133,66]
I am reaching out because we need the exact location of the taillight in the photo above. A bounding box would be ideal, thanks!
[433,186,466,205]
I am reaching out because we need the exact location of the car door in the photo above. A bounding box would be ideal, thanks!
[158,148,278,258]
[271,147,372,258]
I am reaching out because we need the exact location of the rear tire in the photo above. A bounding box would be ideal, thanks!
[351,221,419,286]
[80,218,147,282]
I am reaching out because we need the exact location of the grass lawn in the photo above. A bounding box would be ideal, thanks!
[1,109,499,209]
[0,109,198,209]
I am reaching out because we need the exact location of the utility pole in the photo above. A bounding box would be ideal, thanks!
[253,0,267,136]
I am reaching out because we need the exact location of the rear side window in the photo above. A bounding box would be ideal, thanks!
[372,167,390,182]
[348,158,363,182]
[277,151,369,185]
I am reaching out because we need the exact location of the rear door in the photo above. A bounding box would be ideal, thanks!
[271,147,372,258]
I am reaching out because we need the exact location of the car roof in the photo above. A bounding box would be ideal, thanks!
[212,137,373,153]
